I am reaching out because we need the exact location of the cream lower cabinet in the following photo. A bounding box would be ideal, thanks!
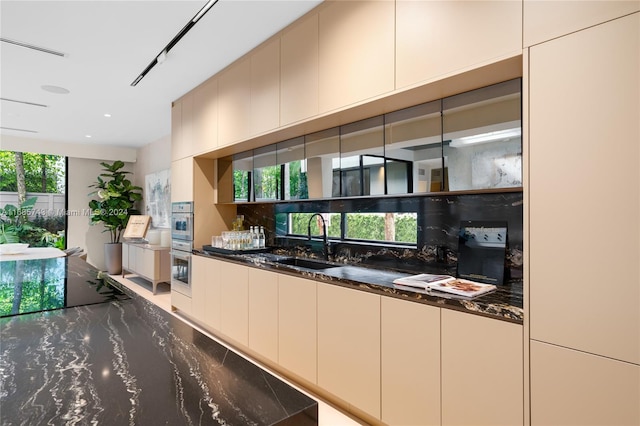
[441,309,523,426]
[248,268,279,363]
[317,284,381,419]
[219,261,249,346]
[122,243,170,295]
[278,274,317,384]
[381,297,441,426]
[191,255,221,331]
[530,340,640,426]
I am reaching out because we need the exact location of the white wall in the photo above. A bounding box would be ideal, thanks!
[133,135,171,191]
[0,135,136,162]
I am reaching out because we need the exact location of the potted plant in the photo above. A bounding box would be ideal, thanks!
[88,161,142,274]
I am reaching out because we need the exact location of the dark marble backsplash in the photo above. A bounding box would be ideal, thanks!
[236,191,523,283]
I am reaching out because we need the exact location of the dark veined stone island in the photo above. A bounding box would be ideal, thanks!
[0,256,317,425]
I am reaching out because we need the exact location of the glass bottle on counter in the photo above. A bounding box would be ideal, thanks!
[251,226,260,249]
[258,226,266,248]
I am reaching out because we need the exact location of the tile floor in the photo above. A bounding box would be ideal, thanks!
[111,273,365,426]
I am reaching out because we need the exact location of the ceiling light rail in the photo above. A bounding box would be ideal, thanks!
[130,0,219,87]
[0,37,66,57]
[0,126,38,133]
[0,97,48,108]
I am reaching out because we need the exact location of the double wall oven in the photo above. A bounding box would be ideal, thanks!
[171,202,193,297]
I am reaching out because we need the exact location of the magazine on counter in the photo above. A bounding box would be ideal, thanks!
[392,274,496,298]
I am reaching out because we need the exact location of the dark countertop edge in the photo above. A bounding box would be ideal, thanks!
[193,251,524,325]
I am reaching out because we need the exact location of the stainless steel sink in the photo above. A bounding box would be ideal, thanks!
[275,257,341,270]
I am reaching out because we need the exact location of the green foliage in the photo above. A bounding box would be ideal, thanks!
[0,197,37,244]
[346,214,385,240]
[88,161,142,243]
[0,151,65,193]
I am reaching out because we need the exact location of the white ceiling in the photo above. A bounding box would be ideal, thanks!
[0,0,322,149]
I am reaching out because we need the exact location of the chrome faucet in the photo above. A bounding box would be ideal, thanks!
[307,213,331,260]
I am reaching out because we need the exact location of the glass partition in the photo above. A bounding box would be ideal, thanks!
[442,79,522,191]
[233,151,253,201]
[305,127,340,199]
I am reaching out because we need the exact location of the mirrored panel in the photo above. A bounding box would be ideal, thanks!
[253,144,280,201]
[442,79,522,191]
[340,116,384,196]
[305,127,340,199]
[233,151,253,202]
[277,136,307,200]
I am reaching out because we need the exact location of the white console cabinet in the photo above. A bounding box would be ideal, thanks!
[122,242,171,294]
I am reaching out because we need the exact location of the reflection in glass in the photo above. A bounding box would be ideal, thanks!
[287,212,341,238]
[277,137,307,200]
[345,212,417,244]
[305,127,340,199]
[233,152,253,202]
[340,116,384,196]
[443,79,522,191]
[253,145,280,201]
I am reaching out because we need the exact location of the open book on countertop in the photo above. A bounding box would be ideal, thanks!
[392,274,496,298]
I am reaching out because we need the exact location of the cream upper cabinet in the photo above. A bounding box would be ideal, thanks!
[318,0,394,113]
[280,10,319,126]
[524,0,639,47]
[530,341,640,426]
[529,13,640,364]
[170,99,184,160]
[396,0,522,90]
[278,274,317,384]
[248,268,279,363]
[381,297,441,426]
[317,284,381,419]
[170,157,193,202]
[250,37,280,136]
[441,309,523,426]
[218,56,251,147]
[219,261,249,346]
[191,255,221,331]
[192,77,218,155]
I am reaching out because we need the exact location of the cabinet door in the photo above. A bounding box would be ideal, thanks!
[192,77,218,155]
[191,255,221,331]
[170,157,193,203]
[219,261,249,346]
[396,0,521,90]
[250,37,280,136]
[278,274,317,384]
[318,0,394,113]
[248,268,278,362]
[441,309,523,426]
[381,297,441,426]
[530,340,640,426]
[218,56,251,146]
[170,99,183,160]
[529,14,640,364]
[280,10,319,125]
[122,243,130,272]
[317,284,380,419]
[136,247,156,279]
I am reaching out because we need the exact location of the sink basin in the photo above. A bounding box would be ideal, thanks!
[276,258,341,270]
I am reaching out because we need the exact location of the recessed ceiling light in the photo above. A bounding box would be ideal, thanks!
[104,113,111,118]
[85,135,92,138]
[41,85,70,94]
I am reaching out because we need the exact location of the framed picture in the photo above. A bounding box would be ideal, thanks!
[144,169,171,228]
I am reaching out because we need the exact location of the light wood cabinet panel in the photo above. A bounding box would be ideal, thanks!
[248,268,278,363]
[529,14,640,364]
[280,10,319,126]
[530,340,640,426]
[278,274,317,384]
[318,0,394,113]
[441,309,523,426]
[219,261,249,346]
[524,0,639,47]
[170,99,183,160]
[191,255,221,331]
[381,297,441,426]
[171,289,192,315]
[251,37,280,136]
[170,157,193,202]
[192,77,218,155]
[317,284,380,419]
[396,0,522,90]
[218,56,251,147]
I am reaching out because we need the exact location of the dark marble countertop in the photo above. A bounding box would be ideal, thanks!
[195,250,524,324]
[0,259,318,425]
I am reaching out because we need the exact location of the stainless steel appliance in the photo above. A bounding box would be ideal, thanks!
[171,202,193,297]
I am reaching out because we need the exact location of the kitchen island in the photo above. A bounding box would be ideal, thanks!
[0,256,317,425]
